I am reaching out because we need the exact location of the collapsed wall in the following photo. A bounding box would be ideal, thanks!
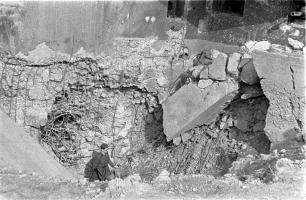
[0,25,304,179]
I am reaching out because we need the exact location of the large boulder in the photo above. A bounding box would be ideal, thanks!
[252,51,305,147]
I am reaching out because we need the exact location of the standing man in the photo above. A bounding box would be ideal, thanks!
[84,143,116,182]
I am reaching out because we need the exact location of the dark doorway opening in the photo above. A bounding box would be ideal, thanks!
[167,0,185,18]
[213,0,245,16]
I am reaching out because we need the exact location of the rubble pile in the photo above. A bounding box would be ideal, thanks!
[0,23,304,180]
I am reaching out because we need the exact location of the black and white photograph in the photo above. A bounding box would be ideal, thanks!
[0,0,305,199]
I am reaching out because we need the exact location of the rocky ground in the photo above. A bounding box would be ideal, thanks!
[1,156,305,200]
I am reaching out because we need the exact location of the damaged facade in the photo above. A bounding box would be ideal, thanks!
[0,0,305,180]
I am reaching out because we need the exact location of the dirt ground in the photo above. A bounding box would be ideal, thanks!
[1,157,305,200]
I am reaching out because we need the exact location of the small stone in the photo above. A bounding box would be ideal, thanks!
[279,23,292,33]
[155,169,171,183]
[288,38,304,50]
[243,41,271,52]
[191,65,205,79]
[227,52,241,76]
[79,178,87,186]
[240,59,260,85]
[157,75,168,86]
[199,68,208,79]
[181,132,192,143]
[173,136,181,145]
[280,149,286,154]
[208,53,227,81]
[219,122,226,129]
[198,79,213,89]
[289,29,300,37]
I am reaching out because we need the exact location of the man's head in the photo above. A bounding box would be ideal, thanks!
[100,143,109,153]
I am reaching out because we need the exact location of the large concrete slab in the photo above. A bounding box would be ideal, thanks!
[252,50,305,146]
[0,109,75,179]
[162,83,238,141]
[162,84,205,141]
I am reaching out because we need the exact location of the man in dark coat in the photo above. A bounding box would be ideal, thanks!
[84,143,115,182]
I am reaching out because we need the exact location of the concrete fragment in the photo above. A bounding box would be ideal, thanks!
[288,38,304,50]
[240,58,259,85]
[191,65,205,79]
[198,79,213,89]
[181,132,192,143]
[289,29,300,37]
[154,169,171,183]
[199,68,209,79]
[270,44,292,54]
[208,53,227,81]
[227,52,241,77]
[156,75,168,86]
[279,23,292,33]
[173,136,181,146]
[162,84,205,141]
[243,41,271,53]
[252,51,305,146]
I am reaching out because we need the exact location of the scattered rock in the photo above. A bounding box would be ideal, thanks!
[145,16,150,22]
[288,38,304,50]
[240,58,259,85]
[198,79,213,89]
[227,52,241,77]
[208,53,227,81]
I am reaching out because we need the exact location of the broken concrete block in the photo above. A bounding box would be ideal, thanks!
[252,51,305,146]
[240,58,259,85]
[154,170,171,183]
[181,132,192,143]
[288,38,304,50]
[227,52,241,77]
[208,53,227,81]
[270,44,292,54]
[156,75,168,86]
[243,41,271,52]
[191,65,205,79]
[173,136,181,146]
[162,84,205,141]
[199,68,209,79]
[198,79,213,89]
